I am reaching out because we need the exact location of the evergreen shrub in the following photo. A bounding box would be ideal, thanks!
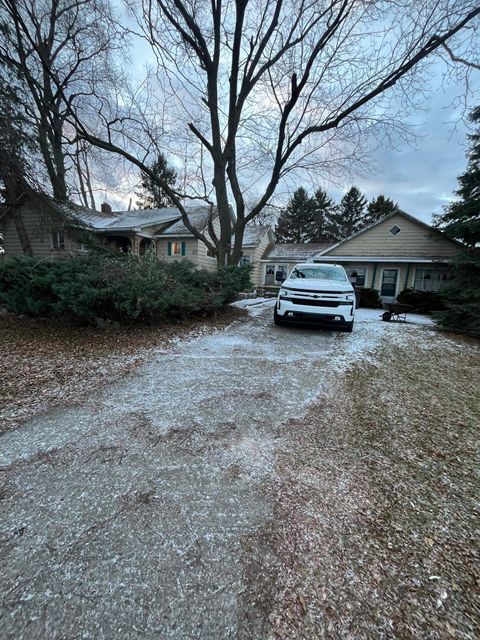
[358,287,381,308]
[396,288,445,313]
[436,250,480,338]
[0,253,251,326]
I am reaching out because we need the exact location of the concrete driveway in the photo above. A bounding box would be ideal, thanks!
[0,303,433,639]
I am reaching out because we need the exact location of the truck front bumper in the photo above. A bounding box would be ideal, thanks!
[276,298,354,326]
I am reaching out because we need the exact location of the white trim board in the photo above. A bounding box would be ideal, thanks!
[312,256,453,263]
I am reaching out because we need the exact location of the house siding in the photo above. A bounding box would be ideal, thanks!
[196,240,217,270]
[1,207,78,259]
[156,238,200,264]
[325,214,459,258]
[197,217,220,271]
[247,231,274,286]
[156,217,219,271]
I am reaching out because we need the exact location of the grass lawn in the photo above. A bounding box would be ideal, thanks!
[241,329,480,639]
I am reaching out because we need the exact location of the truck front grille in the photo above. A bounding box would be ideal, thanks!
[285,298,343,307]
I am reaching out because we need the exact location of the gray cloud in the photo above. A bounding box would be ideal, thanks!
[331,82,479,224]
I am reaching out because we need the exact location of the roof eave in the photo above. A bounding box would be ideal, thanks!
[312,255,456,263]
[155,233,195,238]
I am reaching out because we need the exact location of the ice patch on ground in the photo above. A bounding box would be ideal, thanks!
[231,296,273,308]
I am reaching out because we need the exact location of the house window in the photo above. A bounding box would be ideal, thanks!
[264,265,275,285]
[413,268,448,292]
[168,241,186,256]
[389,225,401,237]
[275,264,287,283]
[264,264,288,285]
[207,248,216,258]
[51,229,65,250]
[239,253,251,266]
[345,266,367,287]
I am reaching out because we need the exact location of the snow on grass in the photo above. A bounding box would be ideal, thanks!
[231,296,275,308]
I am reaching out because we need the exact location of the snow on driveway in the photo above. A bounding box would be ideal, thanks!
[0,303,434,639]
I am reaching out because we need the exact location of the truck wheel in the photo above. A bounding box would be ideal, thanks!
[342,321,354,333]
[274,308,284,326]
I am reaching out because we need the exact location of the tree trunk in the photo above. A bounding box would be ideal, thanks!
[4,175,33,256]
[230,221,244,265]
[12,208,33,256]
[75,150,89,208]
[50,130,68,201]
[212,164,232,268]
[83,149,96,210]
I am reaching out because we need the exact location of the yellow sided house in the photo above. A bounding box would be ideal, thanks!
[260,211,461,302]
[0,202,271,273]
[2,204,461,304]
[1,203,226,270]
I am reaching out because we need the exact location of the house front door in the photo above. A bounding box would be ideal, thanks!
[380,268,399,302]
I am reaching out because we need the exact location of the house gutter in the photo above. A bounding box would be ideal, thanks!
[312,256,455,263]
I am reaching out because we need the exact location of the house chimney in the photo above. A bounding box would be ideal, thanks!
[101,202,112,214]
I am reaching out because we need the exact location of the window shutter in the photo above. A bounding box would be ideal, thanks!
[181,241,186,256]
[167,241,172,256]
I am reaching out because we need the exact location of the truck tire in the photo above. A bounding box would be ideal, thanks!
[274,308,284,326]
[342,321,354,333]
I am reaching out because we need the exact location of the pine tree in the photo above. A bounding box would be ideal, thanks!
[274,188,317,243]
[310,188,337,243]
[329,186,368,238]
[0,75,39,254]
[136,152,177,209]
[365,195,400,225]
[436,106,480,337]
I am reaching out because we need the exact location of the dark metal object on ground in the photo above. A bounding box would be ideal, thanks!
[381,303,412,322]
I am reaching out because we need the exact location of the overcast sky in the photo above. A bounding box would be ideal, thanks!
[112,4,479,225]
[320,77,479,224]
[116,80,478,224]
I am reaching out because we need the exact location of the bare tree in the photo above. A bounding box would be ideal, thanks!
[71,140,97,210]
[0,0,126,202]
[3,0,479,264]
[245,201,281,227]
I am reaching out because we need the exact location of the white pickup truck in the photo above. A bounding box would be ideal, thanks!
[274,263,356,332]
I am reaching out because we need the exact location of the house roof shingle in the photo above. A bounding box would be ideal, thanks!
[239,225,271,247]
[104,209,181,230]
[156,206,213,236]
[64,204,182,231]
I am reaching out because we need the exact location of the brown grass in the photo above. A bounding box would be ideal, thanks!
[240,332,480,639]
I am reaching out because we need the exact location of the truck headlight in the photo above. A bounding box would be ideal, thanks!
[279,289,288,298]
[345,294,354,301]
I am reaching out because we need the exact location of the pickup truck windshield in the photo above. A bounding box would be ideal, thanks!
[290,266,347,282]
